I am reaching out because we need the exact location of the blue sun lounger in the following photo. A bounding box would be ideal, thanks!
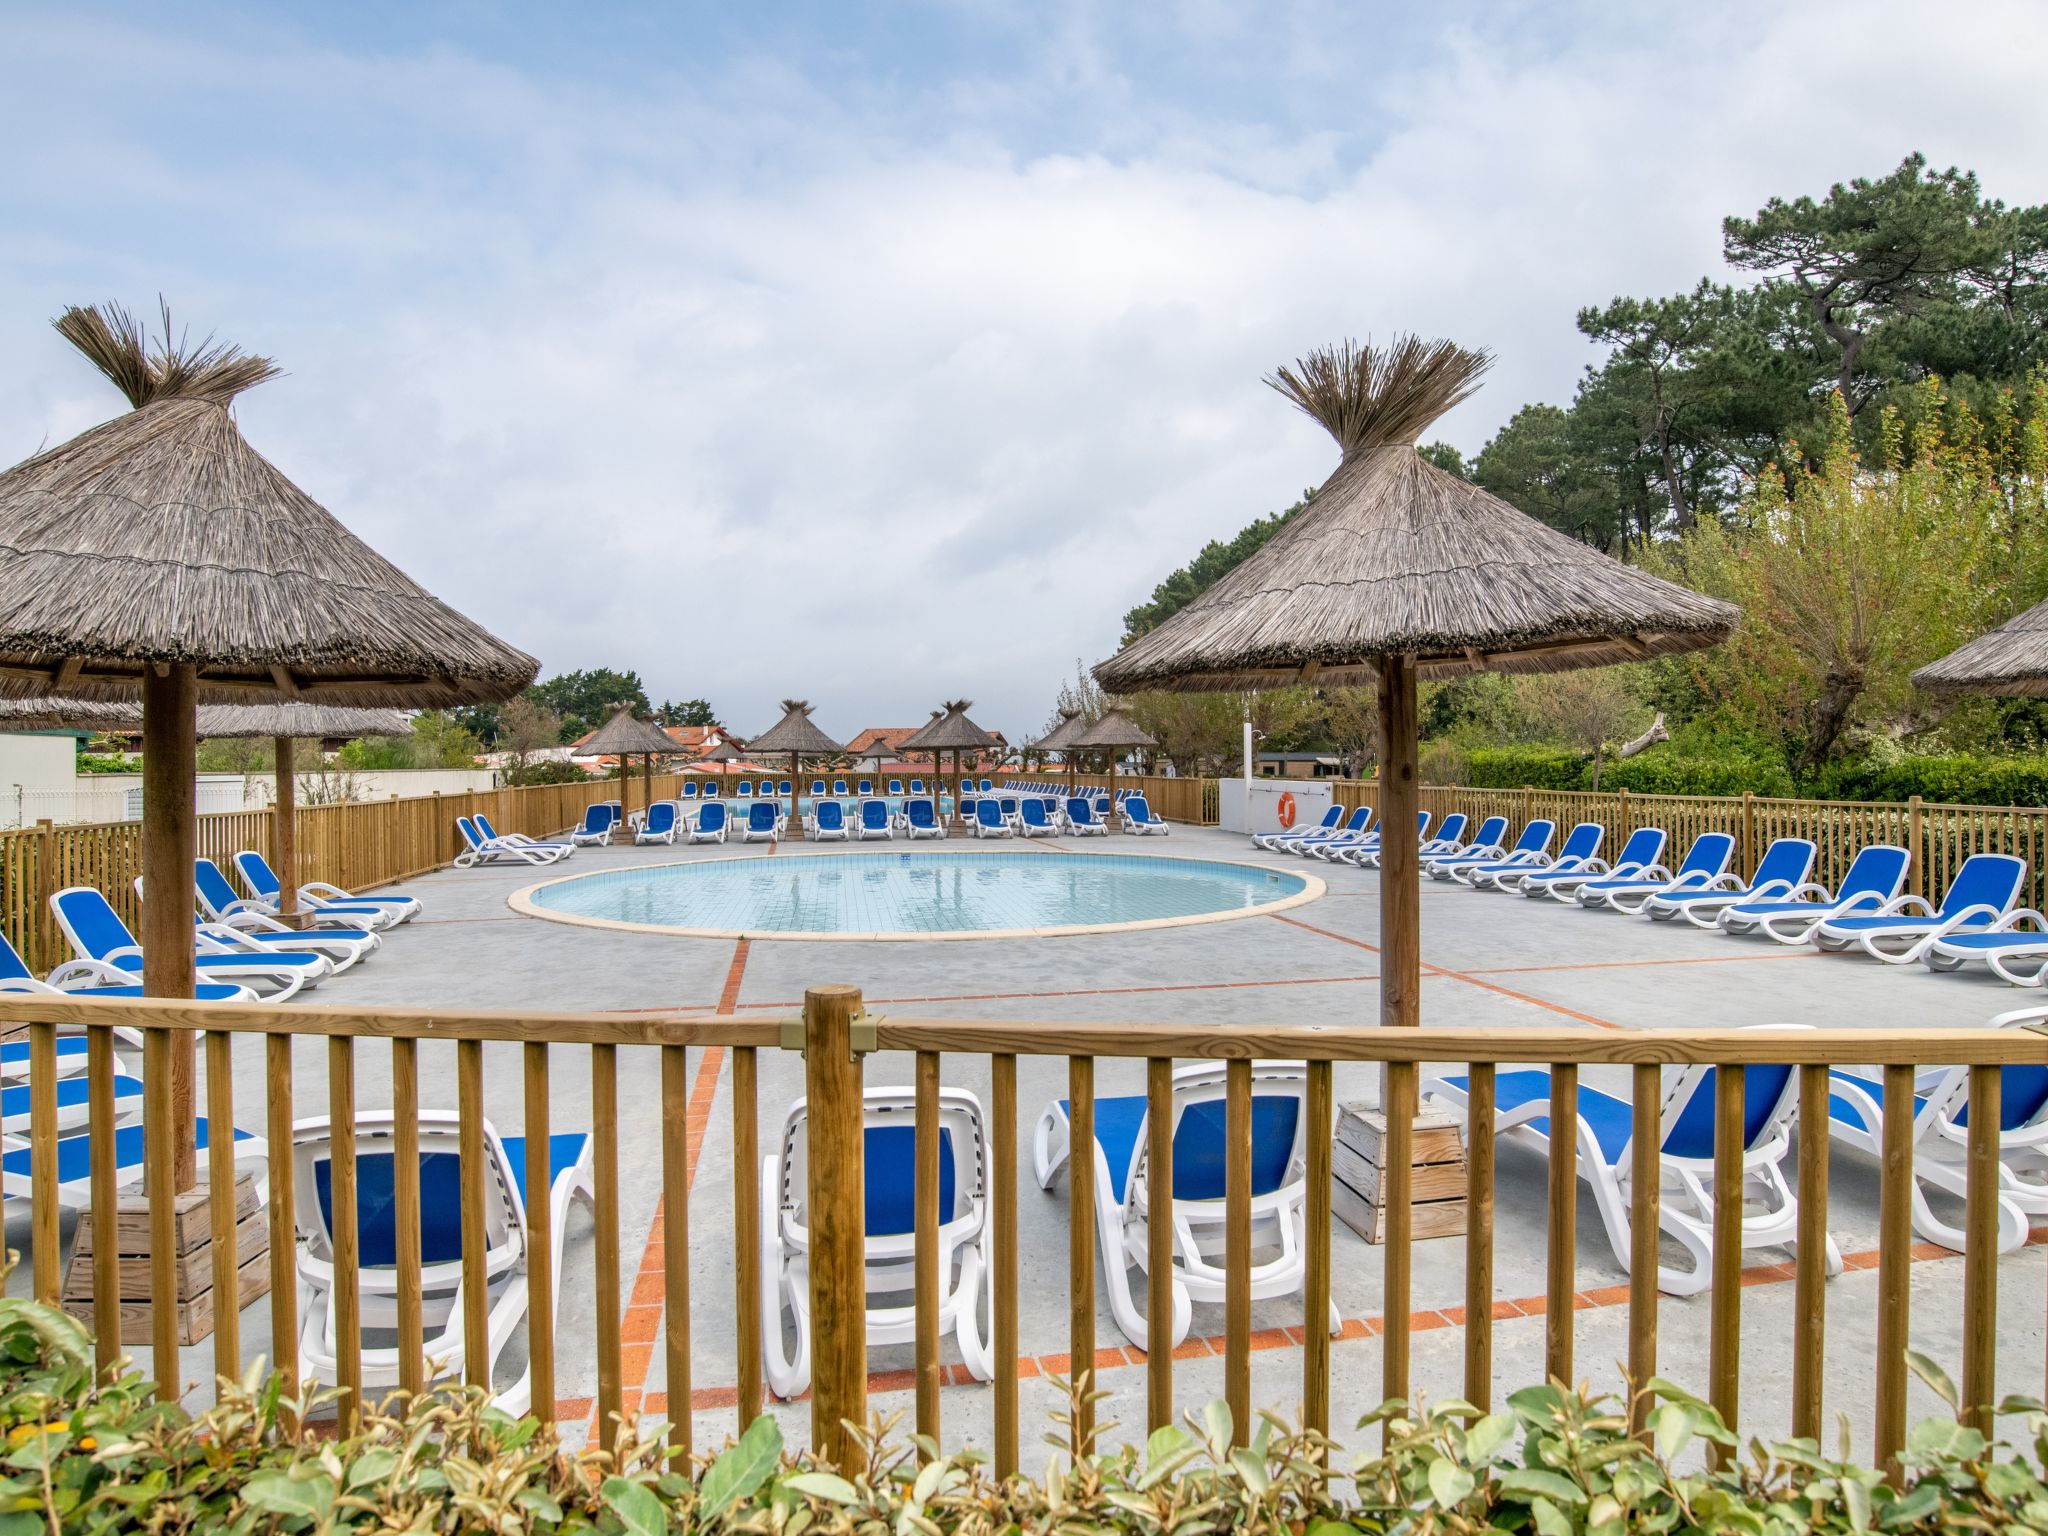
[1019,798,1061,835]
[1031,1061,1335,1351]
[1643,838,1817,927]
[1524,826,1667,902]
[1120,796,1169,835]
[972,800,1013,838]
[635,801,679,844]
[1811,852,2027,964]
[1422,815,1509,875]
[741,802,780,843]
[52,886,328,1001]
[1428,1046,1840,1296]
[1253,804,1343,852]
[1576,832,1735,913]
[905,799,945,839]
[1,1117,265,1208]
[856,800,894,840]
[234,849,422,923]
[1415,812,1469,859]
[1,927,242,1026]
[1439,819,1555,884]
[1719,844,1911,942]
[1291,807,1372,858]
[1470,821,1598,892]
[570,804,617,847]
[1823,1003,2048,1251]
[809,800,849,841]
[1066,797,1107,836]
[689,801,730,844]
[1338,811,1430,868]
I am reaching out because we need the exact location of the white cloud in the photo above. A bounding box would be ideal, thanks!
[3,0,2047,740]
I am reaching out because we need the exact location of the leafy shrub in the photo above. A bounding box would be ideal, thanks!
[72,754,137,775]
[508,759,591,786]
[1807,753,2048,806]
[0,1280,2040,1535]
[1465,745,1588,790]
[1599,750,1795,798]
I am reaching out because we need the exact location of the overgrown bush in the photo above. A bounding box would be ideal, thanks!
[1599,749,1795,798]
[1465,745,1589,790]
[0,1286,2044,1534]
[1806,753,2048,807]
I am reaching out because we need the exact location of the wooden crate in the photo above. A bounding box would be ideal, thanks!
[1331,1104,1468,1245]
[61,1172,269,1347]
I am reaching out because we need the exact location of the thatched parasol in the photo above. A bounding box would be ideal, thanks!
[1029,708,1089,788]
[0,302,537,1215]
[1073,707,1157,811]
[901,700,999,817]
[579,705,681,814]
[0,696,139,732]
[1912,596,2048,698]
[745,700,843,828]
[1091,334,1734,1407]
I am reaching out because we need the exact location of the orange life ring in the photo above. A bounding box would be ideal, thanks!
[1276,791,1297,829]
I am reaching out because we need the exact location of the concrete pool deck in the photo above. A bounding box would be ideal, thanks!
[41,822,2046,1460]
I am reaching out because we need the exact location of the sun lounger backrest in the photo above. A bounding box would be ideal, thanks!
[645,803,675,832]
[860,800,887,827]
[1066,797,1094,825]
[680,782,697,797]
[51,887,136,959]
[908,799,937,826]
[1936,853,2027,918]
[864,1124,958,1235]
[814,801,842,830]
[194,859,244,917]
[1557,822,1603,861]
[749,803,777,830]
[1170,1096,1300,1199]
[1021,800,1051,826]
[1508,819,1554,855]
[319,1149,469,1265]
[0,930,34,982]
[1611,827,1666,868]
[1749,838,1817,889]
[975,800,1006,828]
[235,851,283,900]
[1673,832,1735,878]
[1467,816,1508,849]
[1659,1063,1794,1159]
[1433,812,1467,844]
[1834,845,1910,903]
[699,802,728,832]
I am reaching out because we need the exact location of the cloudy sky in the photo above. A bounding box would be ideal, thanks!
[5,2,2046,743]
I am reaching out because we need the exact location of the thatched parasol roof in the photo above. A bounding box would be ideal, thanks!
[1093,336,1737,693]
[746,699,843,756]
[1912,596,2048,698]
[0,697,409,740]
[579,705,685,757]
[1028,708,1088,752]
[195,704,411,740]
[1073,707,1157,750]
[693,738,747,764]
[0,302,539,707]
[900,699,1000,752]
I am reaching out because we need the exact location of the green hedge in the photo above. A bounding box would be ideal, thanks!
[1807,754,2048,807]
[1464,745,1795,797]
[0,1289,2041,1534]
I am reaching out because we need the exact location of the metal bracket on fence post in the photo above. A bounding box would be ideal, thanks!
[779,1009,879,1058]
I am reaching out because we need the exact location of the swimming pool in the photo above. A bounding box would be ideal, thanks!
[510,850,1320,940]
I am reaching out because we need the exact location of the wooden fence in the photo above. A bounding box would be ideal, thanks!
[993,773,1218,826]
[4,989,2034,1479]
[0,774,686,976]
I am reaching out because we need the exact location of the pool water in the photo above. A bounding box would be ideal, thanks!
[514,851,1315,939]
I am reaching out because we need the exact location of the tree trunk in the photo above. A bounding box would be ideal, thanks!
[1615,713,1668,759]
[1802,669,1864,769]
[1658,438,1694,532]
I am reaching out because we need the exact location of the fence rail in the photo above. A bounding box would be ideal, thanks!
[2,990,2036,1478]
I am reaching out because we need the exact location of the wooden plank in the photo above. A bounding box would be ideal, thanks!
[914,1050,941,1451]
[1336,1105,1465,1164]
[1225,1057,1251,1447]
[1332,1144,1469,1205]
[1147,1058,1174,1432]
[66,1245,272,1346]
[29,1024,58,1302]
[265,1033,298,1414]
[1962,1064,2000,1437]
[1068,1054,1096,1456]
[1382,1061,1415,1435]
[1876,1064,1912,1480]
[328,1035,361,1433]
[1791,1064,1827,1441]
[991,1053,1018,1480]
[66,1204,268,1298]
[1545,1064,1576,1388]
[1303,1059,1331,1438]
[660,1043,689,1462]
[732,1045,762,1430]
[393,1038,424,1401]
[205,1030,239,1381]
[1463,1063,1495,1413]
[1627,1062,1659,1437]
[1331,1182,1467,1242]
[805,986,868,1473]
[458,1039,489,1396]
[88,1026,120,1374]
[525,1042,555,1425]
[144,1027,179,1399]
[1708,1064,1743,1464]
[592,1042,623,1451]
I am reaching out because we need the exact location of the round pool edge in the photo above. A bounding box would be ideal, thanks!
[505,845,1327,942]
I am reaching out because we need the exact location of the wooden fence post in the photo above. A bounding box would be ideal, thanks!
[1907,795,1924,899]
[32,819,55,974]
[1616,787,1629,837]
[1740,791,1755,875]
[804,984,868,1471]
[1520,786,1532,836]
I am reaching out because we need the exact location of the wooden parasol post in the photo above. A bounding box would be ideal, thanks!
[791,751,801,834]
[272,735,300,925]
[142,664,199,1190]
[1376,655,1421,1030]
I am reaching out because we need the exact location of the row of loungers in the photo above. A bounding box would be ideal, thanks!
[1259,805,2048,986]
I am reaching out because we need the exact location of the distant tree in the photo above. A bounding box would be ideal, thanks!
[657,698,717,728]
[1416,442,1470,478]
[529,669,651,742]
[497,695,565,786]
[406,711,485,769]
[1320,686,1380,777]
[336,734,411,770]
[1119,493,1313,643]
[1472,404,1624,549]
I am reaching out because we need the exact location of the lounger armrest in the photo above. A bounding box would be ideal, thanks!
[1878,894,1935,918]
[1705,874,1743,891]
[1747,880,1797,902]
[100,944,146,966]
[1988,1003,2048,1031]
[1933,902,2006,934]
[0,978,58,996]
[198,926,267,953]
[1636,864,1673,883]
[45,959,137,989]
[1998,908,2048,933]
[1784,881,1833,903]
